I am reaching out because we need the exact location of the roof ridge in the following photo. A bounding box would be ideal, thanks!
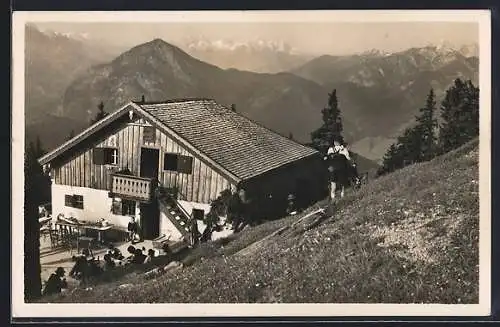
[134,98,215,105]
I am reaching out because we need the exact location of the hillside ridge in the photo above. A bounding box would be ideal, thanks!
[42,138,479,304]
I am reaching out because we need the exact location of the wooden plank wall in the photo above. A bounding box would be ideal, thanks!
[53,118,233,204]
[155,124,232,203]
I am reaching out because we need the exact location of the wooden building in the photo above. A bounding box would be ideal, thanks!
[38,98,325,241]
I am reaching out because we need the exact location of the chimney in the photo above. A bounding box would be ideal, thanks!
[141,95,146,103]
[231,104,236,112]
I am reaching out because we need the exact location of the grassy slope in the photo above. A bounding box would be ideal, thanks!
[44,139,479,303]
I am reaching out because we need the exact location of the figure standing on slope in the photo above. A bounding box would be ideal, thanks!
[324,139,361,200]
[326,140,352,162]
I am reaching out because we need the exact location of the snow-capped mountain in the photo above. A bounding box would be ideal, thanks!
[40,30,91,41]
[458,43,479,58]
[181,37,312,73]
[185,37,299,54]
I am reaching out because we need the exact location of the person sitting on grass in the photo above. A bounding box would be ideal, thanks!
[126,245,136,262]
[144,249,156,264]
[124,245,145,264]
[132,248,147,264]
[107,243,124,260]
[43,267,68,296]
[69,254,89,280]
[103,253,116,271]
[82,248,94,261]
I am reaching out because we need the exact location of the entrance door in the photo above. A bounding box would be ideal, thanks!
[140,148,160,179]
[140,201,160,240]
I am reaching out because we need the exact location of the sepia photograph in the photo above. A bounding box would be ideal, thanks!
[11,10,491,318]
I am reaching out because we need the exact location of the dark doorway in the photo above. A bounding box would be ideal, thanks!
[140,200,160,240]
[140,148,160,179]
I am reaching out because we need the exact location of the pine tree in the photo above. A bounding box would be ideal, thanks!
[24,142,43,301]
[399,127,423,165]
[415,89,438,161]
[35,135,45,157]
[378,128,420,176]
[438,78,479,153]
[90,101,108,125]
[378,88,439,176]
[378,143,400,176]
[67,130,75,141]
[288,132,294,140]
[311,89,344,153]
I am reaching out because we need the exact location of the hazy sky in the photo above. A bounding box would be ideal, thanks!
[34,21,479,55]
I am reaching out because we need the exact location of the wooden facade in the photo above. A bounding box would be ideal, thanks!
[51,116,234,204]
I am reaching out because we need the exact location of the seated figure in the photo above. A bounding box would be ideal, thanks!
[43,267,68,296]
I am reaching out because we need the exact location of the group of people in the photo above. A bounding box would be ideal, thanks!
[124,245,158,265]
[42,241,167,297]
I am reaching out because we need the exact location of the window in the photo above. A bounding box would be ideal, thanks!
[64,194,84,209]
[111,198,136,216]
[93,147,118,165]
[164,153,178,171]
[64,195,73,207]
[143,126,156,145]
[163,153,193,174]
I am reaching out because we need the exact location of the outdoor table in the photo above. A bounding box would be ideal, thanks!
[54,221,113,253]
[39,216,52,227]
[83,224,113,243]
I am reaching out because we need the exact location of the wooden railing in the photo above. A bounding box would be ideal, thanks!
[110,173,155,203]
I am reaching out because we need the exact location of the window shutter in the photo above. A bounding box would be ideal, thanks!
[164,153,178,171]
[111,198,122,215]
[93,148,105,165]
[178,155,193,174]
[65,195,74,207]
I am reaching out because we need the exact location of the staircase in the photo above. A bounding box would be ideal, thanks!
[158,195,191,240]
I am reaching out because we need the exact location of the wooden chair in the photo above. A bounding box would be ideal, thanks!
[59,226,78,255]
[48,227,62,249]
[40,225,51,243]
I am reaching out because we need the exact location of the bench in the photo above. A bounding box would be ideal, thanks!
[152,235,188,254]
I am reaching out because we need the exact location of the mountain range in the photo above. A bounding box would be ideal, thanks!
[24,25,479,163]
[24,25,127,148]
[59,38,339,147]
[291,44,479,160]
[182,38,312,73]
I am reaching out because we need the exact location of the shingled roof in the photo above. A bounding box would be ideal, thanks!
[137,99,319,181]
[39,99,319,183]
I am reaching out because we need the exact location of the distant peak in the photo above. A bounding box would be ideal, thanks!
[141,38,182,52]
[150,38,167,44]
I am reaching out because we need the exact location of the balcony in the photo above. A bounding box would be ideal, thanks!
[110,173,155,203]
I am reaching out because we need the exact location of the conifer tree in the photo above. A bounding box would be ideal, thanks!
[24,142,43,301]
[90,101,108,125]
[378,89,438,176]
[67,129,75,141]
[378,128,422,176]
[438,78,479,153]
[378,143,400,176]
[415,89,438,161]
[35,135,45,157]
[311,89,344,153]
